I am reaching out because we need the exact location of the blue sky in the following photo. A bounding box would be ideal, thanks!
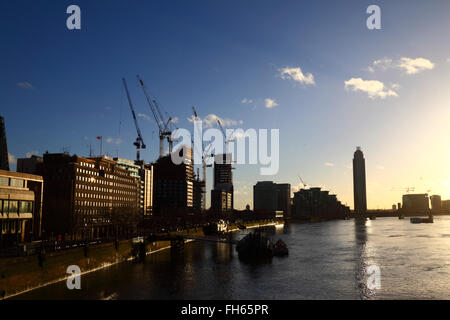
[1,0,450,209]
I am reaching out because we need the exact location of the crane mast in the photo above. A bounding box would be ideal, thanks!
[136,74,172,158]
[192,106,213,211]
[122,77,146,163]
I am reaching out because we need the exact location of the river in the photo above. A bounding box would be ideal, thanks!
[14,216,450,299]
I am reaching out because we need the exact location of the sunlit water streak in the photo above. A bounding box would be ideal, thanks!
[14,217,450,300]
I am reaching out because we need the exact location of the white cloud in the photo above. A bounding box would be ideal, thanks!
[26,150,39,158]
[137,113,151,121]
[8,153,16,166]
[368,57,434,75]
[106,137,122,145]
[188,114,243,128]
[17,82,33,89]
[241,98,253,104]
[324,162,335,167]
[344,78,399,99]
[398,57,434,74]
[265,98,279,109]
[279,67,315,85]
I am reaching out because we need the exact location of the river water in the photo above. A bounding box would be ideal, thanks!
[15,217,450,299]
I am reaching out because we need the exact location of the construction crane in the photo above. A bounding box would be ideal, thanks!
[391,187,415,193]
[192,106,213,211]
[298,175,308,189]
[216,119,236,154]
[136,75,173,158]
[122,77,146,163]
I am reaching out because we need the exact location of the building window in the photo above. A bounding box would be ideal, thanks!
[0,177,8,186]
[7,201,18,214]
[10,179,25,188]
[19,201,33,213]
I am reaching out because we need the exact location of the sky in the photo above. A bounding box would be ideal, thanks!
[1,0,450,209]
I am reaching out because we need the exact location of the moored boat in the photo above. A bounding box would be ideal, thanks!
[273,239,288,256]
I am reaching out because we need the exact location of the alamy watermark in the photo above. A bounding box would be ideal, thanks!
[366,265,381,290]
[66,265,81,290]
[170,120,279,176]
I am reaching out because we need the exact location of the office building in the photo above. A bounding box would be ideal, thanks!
[442,200,450,213]
[253,181,291,217]
[153,146,194,216]
[402,194,429,213]
[17,155,43,175]
[353,147,367,214]
[113,157,154,217]
[0,116,9,171]
[211,189,232,213]
[211,153,233,213]
[430,195,442,212]
[0,169,43,247]
[292,187,350,219]
[39,153,140,240]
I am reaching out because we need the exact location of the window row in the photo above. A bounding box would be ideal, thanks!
[0,200,33,215]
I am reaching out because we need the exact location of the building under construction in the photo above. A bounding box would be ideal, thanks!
[153,146,202,216]
[211,153,233,214]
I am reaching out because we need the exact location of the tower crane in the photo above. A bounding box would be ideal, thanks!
[298,175,308,189]
[136,75,173,158]
[216,119,236,154]
[192,106,213,211]
[122,77,146,163]
[390,187,415,193]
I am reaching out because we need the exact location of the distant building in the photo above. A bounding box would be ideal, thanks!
[402,194,429,213]
[353,147,367,214]
[253,181,277,213]
[276,183,291,218]
[430,195,442,212]
[253,181,291,217]
[0,169,43,247]
[39,153,140,240]
[153,146,194,216]
[442,200,450,213]
[114,157,154,217]
[211,189,232,213]
[0,116,9,171]
[292,187,349,220]
[193,178,204,214]
[211,153,233,213]
[141,163,154,218]
[17,155,43,175]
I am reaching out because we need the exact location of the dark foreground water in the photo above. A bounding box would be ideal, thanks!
[15,217,450,299]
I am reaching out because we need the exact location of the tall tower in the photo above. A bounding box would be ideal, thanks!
[0,116,9,171]
[353,147,367,214]
[212,153,234,212]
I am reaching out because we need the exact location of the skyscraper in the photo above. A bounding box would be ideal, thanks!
[211,153,233,212]
[0,116,9,171]
[353,147,367,214]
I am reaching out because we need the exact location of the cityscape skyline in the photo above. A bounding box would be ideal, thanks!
[2,1,450,209]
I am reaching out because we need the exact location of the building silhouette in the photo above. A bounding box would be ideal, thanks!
[292,187,349,220]
[402,194,429,213]
[0,116,9,171]
[353,147,367,214]
[430,195,442,212]
[153,146,195,216]
[253,181,291,217]
[37,153,140,240]
[211,153,233,213]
